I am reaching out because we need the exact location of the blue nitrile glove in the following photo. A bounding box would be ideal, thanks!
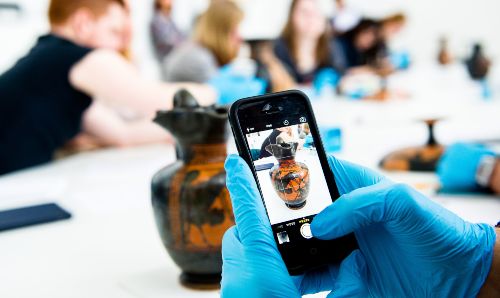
[313,68,340,96]
[344,89,366,100]
[221,154,382,297]
[389,51,411,70]
[311,177,496,296]
[303,134,314,148]
[480,79,492,100]
[437,142,496,191]
[209,65,267,105]
[222,154,496,297]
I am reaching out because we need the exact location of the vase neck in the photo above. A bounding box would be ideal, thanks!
[178,143,227,164]
[277,157,296,166]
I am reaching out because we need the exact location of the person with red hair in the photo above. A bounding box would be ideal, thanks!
[0,0,215,175]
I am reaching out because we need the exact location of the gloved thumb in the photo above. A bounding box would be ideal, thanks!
[327,250,369,297]
[311,181,397,240]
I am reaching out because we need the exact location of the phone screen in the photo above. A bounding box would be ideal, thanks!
[233,91,357,274]
[242,115,335,248]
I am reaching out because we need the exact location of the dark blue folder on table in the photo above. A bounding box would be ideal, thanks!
[0,203,71,232]
[255,163,274,171]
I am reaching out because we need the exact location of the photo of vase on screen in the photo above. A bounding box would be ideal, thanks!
[245,123,334,225]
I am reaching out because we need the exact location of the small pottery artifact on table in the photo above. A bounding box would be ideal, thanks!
[151,89,234,289]
[465,43,490,80]
[438,37,453,65]
[379,119,445,172]
[266,142,310,209]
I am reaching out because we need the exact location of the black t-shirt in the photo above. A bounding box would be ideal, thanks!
[0,34,93,175]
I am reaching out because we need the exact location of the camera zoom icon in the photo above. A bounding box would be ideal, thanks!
[299,117,306,123]
[283,120,289,125]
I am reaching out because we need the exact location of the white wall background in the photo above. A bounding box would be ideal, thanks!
[0,0,499,79]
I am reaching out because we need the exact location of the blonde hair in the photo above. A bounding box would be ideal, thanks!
[194,0,243,66]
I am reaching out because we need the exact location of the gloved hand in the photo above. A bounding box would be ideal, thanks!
[222,154,496,297]
[312,170,496,296]
[389,50,411,70]
[437,142,495,191]
[313,68,340,96]
[209,65,267,105]
[221,154,382,297]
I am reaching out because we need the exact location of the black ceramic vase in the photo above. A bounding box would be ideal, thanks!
[151,90,234,289]
[266,142,310,209]
[465,43,490,80]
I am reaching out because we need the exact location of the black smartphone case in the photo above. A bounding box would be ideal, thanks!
[0,203,71,232]
[228,90,358,275]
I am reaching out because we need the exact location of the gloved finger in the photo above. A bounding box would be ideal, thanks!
[311,181,399,239]
[225,154,274,247]
[328,155,386,195]
[327,250,369,297]
[221,226,243,260]
[293,265,338,295]
[221,226,244,292]
[222,226,269,298]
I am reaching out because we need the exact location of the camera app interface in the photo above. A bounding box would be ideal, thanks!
[244,117,333,246]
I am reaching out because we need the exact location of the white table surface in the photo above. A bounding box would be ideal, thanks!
[1,64,500,298]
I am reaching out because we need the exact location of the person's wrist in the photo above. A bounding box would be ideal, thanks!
[476,155,497,188]
[478,227,500,297]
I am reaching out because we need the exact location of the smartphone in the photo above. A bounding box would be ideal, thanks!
[229,90,358,275]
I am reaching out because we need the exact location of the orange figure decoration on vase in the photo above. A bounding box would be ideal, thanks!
[151,89,234,289]
[266,142,310,209]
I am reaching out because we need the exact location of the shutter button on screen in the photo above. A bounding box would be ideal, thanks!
[300,223,313,239]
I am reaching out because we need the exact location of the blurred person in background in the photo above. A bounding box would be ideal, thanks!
[274,0,340,85]
[162,0,243,83]
[150,0,185,62]
[0,0,215,176]
[330,0,361,35]
[118,0,134,60]
[369,13,409,72]
[163,0,266,105]
[378,13,406,50]
[247,40,296,93]
[332,18,380,74]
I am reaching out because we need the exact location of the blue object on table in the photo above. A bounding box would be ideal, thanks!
[344,89,366,100]
[209,65,267,105]
[480,79,492,100]
[437,142,495,191]
[313,68,340,96]
[221,154,496,297]
[303,134,314,148]
[389,50,411,70]
[320,127,342,153]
